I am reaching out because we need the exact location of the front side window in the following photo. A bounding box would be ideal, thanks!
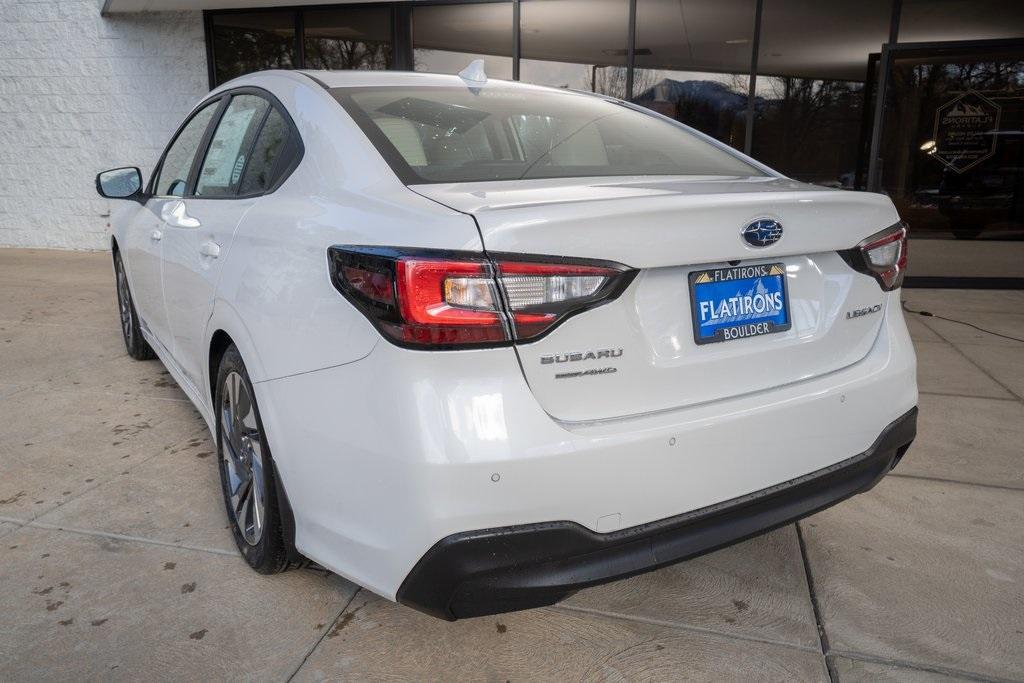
[195,95,270,197]
[333,86,764,184]
[154,102,219,197]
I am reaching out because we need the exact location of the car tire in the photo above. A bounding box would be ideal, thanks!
[113,250,156,361]
[215,344,292,574]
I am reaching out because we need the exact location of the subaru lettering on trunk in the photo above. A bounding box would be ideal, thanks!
[540,348,624,364]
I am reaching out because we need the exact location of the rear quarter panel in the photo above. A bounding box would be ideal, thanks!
[206,72,485,386]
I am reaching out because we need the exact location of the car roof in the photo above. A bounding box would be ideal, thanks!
[211,69,618,104]
[296,69,594,94]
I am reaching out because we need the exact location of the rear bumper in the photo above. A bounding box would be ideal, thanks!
[397,407,917,620]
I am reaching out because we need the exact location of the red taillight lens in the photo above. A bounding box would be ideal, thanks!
[329,247,634,349]
[861,223,908,291]
[393,258,507,345]
[843,222,909,291]
[341,264,394,305]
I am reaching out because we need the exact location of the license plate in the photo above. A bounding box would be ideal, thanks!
[689,263,791,345]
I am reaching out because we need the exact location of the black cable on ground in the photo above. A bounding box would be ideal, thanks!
[901,300,1024,344]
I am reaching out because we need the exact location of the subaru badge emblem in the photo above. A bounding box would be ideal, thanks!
[742,219,783,247]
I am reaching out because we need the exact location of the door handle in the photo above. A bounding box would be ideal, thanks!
[151,229,162,241]
[200,240,221,259]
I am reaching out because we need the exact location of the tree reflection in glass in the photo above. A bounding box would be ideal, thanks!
[304,7,393,71]
[212,12,296,86]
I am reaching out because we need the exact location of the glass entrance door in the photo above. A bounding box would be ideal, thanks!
[872,40,1024,282]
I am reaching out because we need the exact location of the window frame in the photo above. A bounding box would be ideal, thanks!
[194,93,272,199]
[148,86,305,202]
[149,97,226,199]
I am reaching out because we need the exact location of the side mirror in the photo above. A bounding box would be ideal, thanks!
[96,167,144,200]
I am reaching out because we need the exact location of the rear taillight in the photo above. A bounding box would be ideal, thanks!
[329,247,634,349]
[495,261,625,339]
[841,222,908,291]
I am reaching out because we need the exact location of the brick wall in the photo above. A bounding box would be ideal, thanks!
[0,3,208,250]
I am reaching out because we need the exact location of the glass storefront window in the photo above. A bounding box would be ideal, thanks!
[866,2,1024,280]
[211,12,297,86]
[200,0,1024,284]
[303,7,393,70]
[632,0,755,149]
[752,0,892,187]
[877,44,1024,277]
[413,3,514,80]
[520,0,630,98]
[899,0,1024,43]
[752,77,872,187]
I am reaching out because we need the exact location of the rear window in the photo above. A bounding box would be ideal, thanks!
[331,86,764,184]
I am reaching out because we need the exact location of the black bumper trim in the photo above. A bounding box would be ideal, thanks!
[397,407,918,620]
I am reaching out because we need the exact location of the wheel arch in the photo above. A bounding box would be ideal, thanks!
[208,328,234,408]
[208,324,304,568]
[204,298,267,396]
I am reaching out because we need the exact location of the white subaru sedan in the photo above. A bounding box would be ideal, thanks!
[96,67,917,620]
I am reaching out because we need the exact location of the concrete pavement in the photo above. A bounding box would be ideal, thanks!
[1,248,1022,682]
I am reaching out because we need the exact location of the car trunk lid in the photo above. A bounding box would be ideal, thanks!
[412,175,900,422]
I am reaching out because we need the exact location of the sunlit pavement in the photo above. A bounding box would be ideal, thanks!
[1,248,1021,682]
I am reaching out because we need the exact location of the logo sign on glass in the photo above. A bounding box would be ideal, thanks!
[929,90,1002,174]
[689,263,791,345]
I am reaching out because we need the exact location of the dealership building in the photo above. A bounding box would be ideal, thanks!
[1,0,1021,284]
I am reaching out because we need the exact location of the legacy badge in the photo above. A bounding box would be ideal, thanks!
[846,303,882,319]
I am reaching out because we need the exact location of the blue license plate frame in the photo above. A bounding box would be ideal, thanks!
[689,263,791,345]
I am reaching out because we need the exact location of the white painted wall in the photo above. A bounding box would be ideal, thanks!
[0,3,208,250]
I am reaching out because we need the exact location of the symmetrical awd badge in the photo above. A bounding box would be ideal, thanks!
[542,348,623,380]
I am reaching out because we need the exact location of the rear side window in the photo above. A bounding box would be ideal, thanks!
[195,95,270,197]
[333,86,764,184]
[239,109,290,195]
[154,102,219,197]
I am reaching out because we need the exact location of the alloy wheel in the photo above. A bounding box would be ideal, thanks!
[115,260,133,347]
[220,370,266,546]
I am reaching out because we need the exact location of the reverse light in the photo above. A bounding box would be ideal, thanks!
[496,261,624,339]
[841,222,909,291]
[328,247,635,349]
